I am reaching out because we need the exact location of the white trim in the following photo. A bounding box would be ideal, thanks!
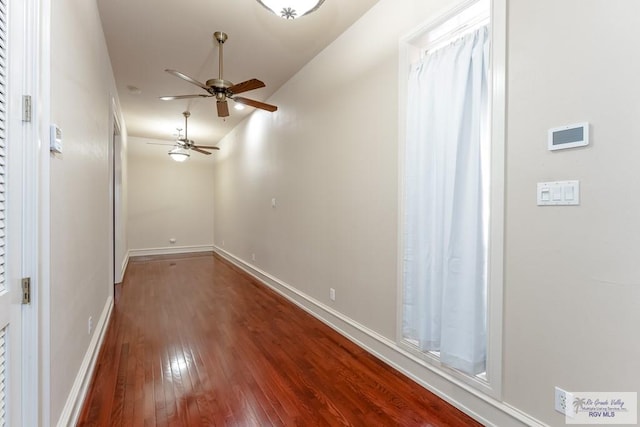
[395,0,506,400]
[214,247,546,427]
[37,0,52,419]
[17,0,53,424]
[486,0,506,400]
[107,108,115,297]
[56,296,113,427]
[128,244,214,258]
[118,251,130,284]
[111,100,126,285]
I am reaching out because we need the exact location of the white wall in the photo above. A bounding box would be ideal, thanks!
[50,0,127,423]
[504,0,640,423]
[214,0,640,425]
[127,136,215,254]
[215,0,453,338]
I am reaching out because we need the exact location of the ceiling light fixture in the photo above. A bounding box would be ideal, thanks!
[256,0,324,19]
[168,146,190,162]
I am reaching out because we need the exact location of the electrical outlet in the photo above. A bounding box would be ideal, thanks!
[169,238,176,244]
[555,386,575,416]
[88,316,93,335]
[329,288,336,301]
[251,253,256,261]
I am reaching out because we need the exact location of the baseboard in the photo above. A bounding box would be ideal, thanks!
[213,247,547,427]
[117,251,129,284]
[56,296,114,427]
[129,244,214,258]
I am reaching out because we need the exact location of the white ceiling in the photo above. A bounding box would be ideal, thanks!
[98,0,380,151]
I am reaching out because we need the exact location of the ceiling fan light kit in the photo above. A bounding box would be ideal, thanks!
[169,146,190,162]
[160,32,278,117]
[155,111,220,161]
[256,0,325,19]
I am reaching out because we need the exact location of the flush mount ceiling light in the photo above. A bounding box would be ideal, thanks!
[256,0,325,19]
[168,146,190,162]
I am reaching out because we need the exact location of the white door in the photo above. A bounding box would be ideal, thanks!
[1,0,26,424]
[0,0,12,423]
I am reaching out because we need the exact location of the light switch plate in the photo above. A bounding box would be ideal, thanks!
[50,124,63,153]
[537,181,580,206]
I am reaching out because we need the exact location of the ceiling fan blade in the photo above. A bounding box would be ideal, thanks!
[159,94,212,101]
[217,100,230,117]
[165,69,210,90]
[191,147,212,155]
[194,145,220,150]
[228,79,265,95]
[233,97,278,112]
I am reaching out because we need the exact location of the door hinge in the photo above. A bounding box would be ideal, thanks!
[22,95,32,122]
[22,277,31,304]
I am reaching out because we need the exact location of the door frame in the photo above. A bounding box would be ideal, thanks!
[110,102,124,286]
[15,0,52,424]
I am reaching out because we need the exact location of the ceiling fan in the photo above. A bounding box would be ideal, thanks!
[175,111,220,155]
[148,111,220,159]
[160,31,278,118]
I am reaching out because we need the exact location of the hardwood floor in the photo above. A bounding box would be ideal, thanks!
[78,253,483,426]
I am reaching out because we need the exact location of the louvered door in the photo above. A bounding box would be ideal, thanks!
[0,0,13,424]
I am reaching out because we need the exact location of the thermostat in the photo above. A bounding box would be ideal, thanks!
[548,122,589,151]
[50,124,63,153]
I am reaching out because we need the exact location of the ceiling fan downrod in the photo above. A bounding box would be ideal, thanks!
[213,31,229,102]
[214,31,227,81]
[183,111,190,141]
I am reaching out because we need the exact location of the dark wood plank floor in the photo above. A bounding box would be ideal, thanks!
[78,252,483,426]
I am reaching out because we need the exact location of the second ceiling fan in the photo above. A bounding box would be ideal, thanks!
[161,31,278,118]
[174,111,219,155]
[148,111,220,158]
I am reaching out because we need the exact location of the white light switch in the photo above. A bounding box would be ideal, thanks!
[564,185,575,201]
[537,181,580,206]
[50,124,63,153]
[541,189,550,201]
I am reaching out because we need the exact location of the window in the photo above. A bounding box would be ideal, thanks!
[398,0,505,396]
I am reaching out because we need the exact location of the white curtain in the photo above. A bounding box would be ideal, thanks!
[402,25,490,376]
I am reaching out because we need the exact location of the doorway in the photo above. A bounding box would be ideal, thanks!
[111,114,123,289]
